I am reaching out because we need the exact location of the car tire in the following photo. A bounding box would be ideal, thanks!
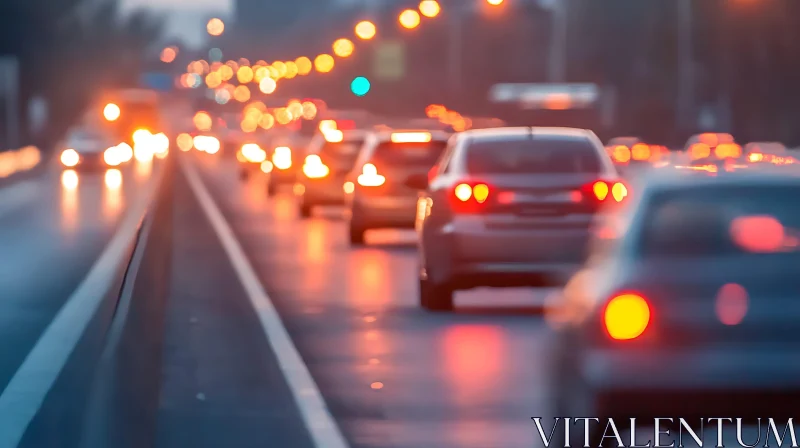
[299,203,312,219]
[550,377,605,447]
[348,225,365,245]
[419,277,454,312]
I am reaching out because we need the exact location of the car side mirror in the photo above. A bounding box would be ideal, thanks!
[404,173,429,190]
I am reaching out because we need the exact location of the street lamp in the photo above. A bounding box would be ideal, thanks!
[399,10,421,29]
[333,38,355,58]
[355,21,377,40]
[207,18,224,36]
[314,54,335,73]
[419,0,441,18]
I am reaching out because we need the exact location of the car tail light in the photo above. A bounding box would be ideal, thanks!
[449,182,490,213]
[357,163,385,186]
[603,293,650,340]
[302,154,329,178]
[242,144,266,163]
[61,149,79,167]
[272,146,292,170]
[584,180,628,206]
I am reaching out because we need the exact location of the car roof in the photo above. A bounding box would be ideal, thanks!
[341,129,369,140]
[460,126,594,141]
[372,129,451,142]
[640,167,800,194]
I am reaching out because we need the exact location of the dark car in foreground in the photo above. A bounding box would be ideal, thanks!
[547,169,800,446]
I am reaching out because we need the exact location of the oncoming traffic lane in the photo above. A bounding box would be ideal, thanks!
[190,154,555,448]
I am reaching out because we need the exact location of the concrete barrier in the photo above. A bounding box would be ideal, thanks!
[77,155,175,448]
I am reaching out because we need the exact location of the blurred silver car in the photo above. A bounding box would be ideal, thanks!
[408,127,624,311]
[59,127,118,170]
[344,129,451,244]
[296,129,367,218]
[548,169,800,446]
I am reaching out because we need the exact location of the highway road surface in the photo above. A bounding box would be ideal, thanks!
[0,151,761,448]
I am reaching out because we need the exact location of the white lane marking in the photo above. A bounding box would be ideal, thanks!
[0,169,163,448]
[181,158,350,448]
[0,181,40,219]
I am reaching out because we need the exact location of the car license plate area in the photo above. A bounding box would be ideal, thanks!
[515,206,564,217]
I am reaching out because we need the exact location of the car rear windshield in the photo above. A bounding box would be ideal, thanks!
[69,129,103,141]
[465,137,603,174]
[320,139,364,166]
[636,185,800,258]
[371,141,448,167]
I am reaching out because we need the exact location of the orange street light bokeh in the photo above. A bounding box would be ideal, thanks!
[103,103,121,121]
[486,0,504,4]
[419,0,441,18]
[314,54,335,73]
[193,111,213,131]
[399,10,421,29]
[272,61,288,78]
[295,57,312,75]
[234,85,251,102]
[160,47,177,63]
[284,61,298,79]
[333,38,355,58]
[355,20,377,40]
[237,66,254,83]
[207,18,225,36]
[259,77,277,94]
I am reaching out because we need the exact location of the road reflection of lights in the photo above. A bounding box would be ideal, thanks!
[60,170,79,231]
[135,158,152,178]
[274,194,294,220]
[349,252,392,306]
[363,315,376,323]
[306,221,326,263]
[370,382,384,390]
[368,358,380,365]
[105,169,122,189]
[442,325,505,402]
[103,169,124,219]
[61,170,79,190]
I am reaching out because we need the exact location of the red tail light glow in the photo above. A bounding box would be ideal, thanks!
[450,182,490,212]
[604,293,650,340]
[357,163,385,186]
[586,180,628,204]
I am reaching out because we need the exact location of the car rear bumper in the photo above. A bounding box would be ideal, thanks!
[299,177,346,206]
[269,168,297,184]
[576,349,800,418]
[69,156,108,170]
[239,161,261,172]
[350,195,418,229]
[424,216,589,287]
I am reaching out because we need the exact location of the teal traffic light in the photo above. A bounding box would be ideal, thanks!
[351,77,371,96]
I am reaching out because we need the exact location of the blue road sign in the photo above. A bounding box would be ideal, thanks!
[141,72,173,92]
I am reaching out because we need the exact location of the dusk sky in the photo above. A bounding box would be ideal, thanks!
[121,0,233,48]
